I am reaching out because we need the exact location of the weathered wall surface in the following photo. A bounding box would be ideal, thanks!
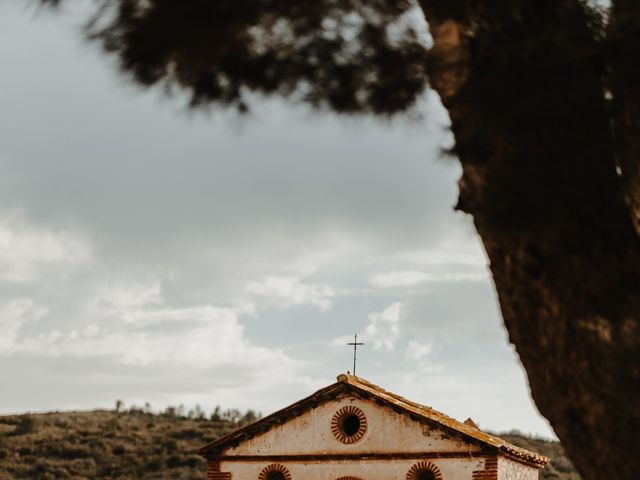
[221,457,486,480]
[498,457,539,480]
[225,395,480,455]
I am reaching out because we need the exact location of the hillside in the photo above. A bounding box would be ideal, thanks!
[497,432,581,480]
[0,409,580,479]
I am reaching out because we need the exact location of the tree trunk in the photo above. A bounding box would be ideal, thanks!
[418,1,640,479]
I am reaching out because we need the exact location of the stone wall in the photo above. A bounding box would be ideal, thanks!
[498,457,539,480]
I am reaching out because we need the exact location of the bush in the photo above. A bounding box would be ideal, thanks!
[163,438,178,453]
[171,428,201,440]
[58,443,93,460]
[49,467,71,479]
[14,415,38,435]
[28,462,48,475]
[54,418,68,428]
[167,454,202,469]
[145,457,164,471]
[17,446,33,455]
[111,444,126,455]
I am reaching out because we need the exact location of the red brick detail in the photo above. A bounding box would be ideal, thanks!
[331,406,368,444]
[258,464,292,480]
[207,459,232,480]
[208,474,232,480]
[472,456,498,480]
[406,461,443,480]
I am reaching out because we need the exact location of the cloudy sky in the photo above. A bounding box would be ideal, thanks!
[0,3,553,437]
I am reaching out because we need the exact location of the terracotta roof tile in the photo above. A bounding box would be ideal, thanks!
[337,374,549,467]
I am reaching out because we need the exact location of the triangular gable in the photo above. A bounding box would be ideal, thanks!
[199,374,548,468]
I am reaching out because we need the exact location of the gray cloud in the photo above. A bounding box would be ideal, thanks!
[0,2,552,437]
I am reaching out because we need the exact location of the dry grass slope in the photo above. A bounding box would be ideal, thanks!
[0,411,580,479]
[0,409,241,479]
[498,432,582,480]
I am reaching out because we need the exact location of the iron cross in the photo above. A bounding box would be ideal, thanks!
[347,333,365,376]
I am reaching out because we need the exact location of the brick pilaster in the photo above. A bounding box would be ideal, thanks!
[207,459,232,480]
[472,455,498,480]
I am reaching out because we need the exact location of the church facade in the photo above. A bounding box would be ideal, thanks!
[199,374,548,480]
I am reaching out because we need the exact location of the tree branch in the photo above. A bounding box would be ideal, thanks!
[62,0,430,115]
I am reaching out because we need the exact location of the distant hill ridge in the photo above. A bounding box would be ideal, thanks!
[0,409,580,479]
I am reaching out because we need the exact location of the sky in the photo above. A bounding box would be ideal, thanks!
[0,2,554,437]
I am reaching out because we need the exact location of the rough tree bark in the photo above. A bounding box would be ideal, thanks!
[419,1,640,479]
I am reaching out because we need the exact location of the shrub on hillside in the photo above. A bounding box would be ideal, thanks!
[14,415,38,435]
[0,434,8,460]
[111,444,126,455]
[57,443,93,460]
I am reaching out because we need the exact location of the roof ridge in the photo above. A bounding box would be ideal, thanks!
[339,374,441,411]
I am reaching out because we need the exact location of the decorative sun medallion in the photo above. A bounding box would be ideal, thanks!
[406,461,443,480]
[258,464,292,480]
[331,405,367,444]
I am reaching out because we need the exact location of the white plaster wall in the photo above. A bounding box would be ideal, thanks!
[498,457,539,480]
[225,396,480,455]
[222,457,485,480]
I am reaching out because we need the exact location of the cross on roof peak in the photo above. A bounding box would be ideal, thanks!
[346,333,365,376]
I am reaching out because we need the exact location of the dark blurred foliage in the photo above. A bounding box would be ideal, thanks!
[41,0,431,114]
[35,0,613,117]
